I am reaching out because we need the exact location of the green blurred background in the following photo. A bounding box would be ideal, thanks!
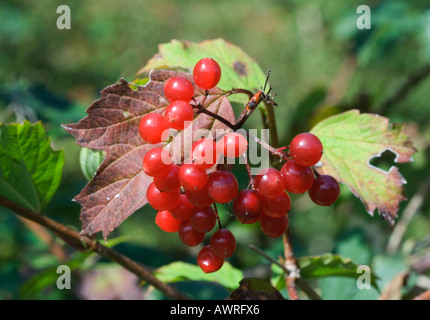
[0,0,429,300]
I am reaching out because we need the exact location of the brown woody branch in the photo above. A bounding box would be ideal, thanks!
[0,195,191,300]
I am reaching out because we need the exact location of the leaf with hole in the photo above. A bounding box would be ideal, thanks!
[310,110,416,226]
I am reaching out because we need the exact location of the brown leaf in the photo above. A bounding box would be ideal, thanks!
[63,70,235,240]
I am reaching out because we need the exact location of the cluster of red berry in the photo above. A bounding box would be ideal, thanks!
[138,58,340,273]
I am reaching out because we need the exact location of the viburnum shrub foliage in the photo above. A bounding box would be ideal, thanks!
[1,39,419,298]
[61,39,416,276]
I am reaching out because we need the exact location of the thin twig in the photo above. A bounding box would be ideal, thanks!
[283,231,299,300]
[249,244,322,300]
[0,195,191,300]
[191,99,236,131]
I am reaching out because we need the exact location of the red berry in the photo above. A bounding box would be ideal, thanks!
[289,133,323,167]
[193,58,222,90]
[142,147,172,177]
[170,194,194,221]
[155,210,181,233]
[254,168,285,200]
[260,215,289,238]
[308,175,340,206]
[139,113,169,144]
[281,160,314,193]
[260,191,291,218]
[190,206,217,233]
[233,190,261,224]
[210,229,236,259]
[178,164,208,191]
[164,76,194,102]
[178,220,205,247]
[192,138,219,169]
[207,171,239,203]
[153,164,180,192]
[218,132,248,158]
[186,184,214,208]
[147,182,180,211]
[164,100,194,130]
[197,246,224,273]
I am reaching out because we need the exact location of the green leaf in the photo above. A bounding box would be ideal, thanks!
[79,147,105,181]
[154,261,243,291]
[272,253,379,291]
[137,38,266,104]
[0,121,64,212]
[310,110,416,226]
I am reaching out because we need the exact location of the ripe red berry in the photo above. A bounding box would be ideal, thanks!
[155,210,181,233]
[164,100,194,130]
[260,191,291,218]
[164,76,194,102]
[289,133,323,167]
[210,229,236,259]
[260,214,289,238]
[186,184,214,208]
[192,138,219,169]
[308,175,340,206]
[139,113,169,144]
[178,220,205,247]
[169,194,194,221]
[254,168,285,200]
[281,160,314,194]
[190,206,217,233]
[178,164,208,191]
[207,171,239,203]
[233,190,261,224]
[197,246,224,273]
[153,164,181,192]
[142,147,172,177]
[147,182,180,211]
[193,58,222,90]
[218,132,248,158]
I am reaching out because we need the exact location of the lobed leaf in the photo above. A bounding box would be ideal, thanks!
[310,110,416,226]
[272,253,379,291]
[137,38,267,104]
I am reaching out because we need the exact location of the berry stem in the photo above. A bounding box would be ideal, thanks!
[242,153,254,187]
[212,202,222,230]
[191,98,236,131]
[311,167,320,178]
[248,133,289,161]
